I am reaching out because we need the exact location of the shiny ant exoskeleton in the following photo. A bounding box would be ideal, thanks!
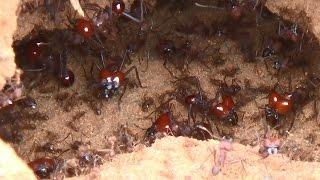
[14,31,75,87]
[142,101,179,144]
[28,157,57,179]
[211,78,241,125]
[211,95,238,126]
[262,86,295,131]
[84,52,144,108]
[172,76,212,124]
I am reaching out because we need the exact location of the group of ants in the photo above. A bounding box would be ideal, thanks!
[0,0,320,178]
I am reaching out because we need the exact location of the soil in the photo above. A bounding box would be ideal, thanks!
[1,0,320,179]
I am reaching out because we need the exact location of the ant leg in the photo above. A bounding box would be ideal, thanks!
[142,51,150,72]
[163,61,177,78]
[194,2,224,10]
[124,66,144,88]
[118,81,128,110]
[187,104,195,126]
[119,50,129,71]
[122,12,141,23]
[139,0,144,23]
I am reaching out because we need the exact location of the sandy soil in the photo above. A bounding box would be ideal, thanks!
[1,0,320,179]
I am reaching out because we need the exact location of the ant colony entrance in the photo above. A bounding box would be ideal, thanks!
[2,0,320,178]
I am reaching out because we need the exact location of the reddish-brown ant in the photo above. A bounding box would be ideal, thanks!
[85,51,144,108]
[28,157,57,179]
[14,31,75,87]
[142,100,179,144]
[212,95,238,125]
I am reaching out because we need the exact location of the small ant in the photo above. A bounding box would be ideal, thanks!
[141,95,155,112]
[258,128,282,158]
[195,0,243,21]
[211,78,241,97]
[83,0,146,25]
[173,76,211,124]
[0,74,24,109]
[28,157,57,179]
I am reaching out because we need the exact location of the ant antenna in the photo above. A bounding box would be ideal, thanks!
[119,50,128,71]
[195,2,224,10]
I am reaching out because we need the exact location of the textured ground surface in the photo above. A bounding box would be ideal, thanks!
[1,0,320,179]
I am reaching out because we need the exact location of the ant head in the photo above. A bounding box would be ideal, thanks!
[225,109,238,126]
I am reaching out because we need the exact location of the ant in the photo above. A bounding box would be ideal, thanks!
[211,77,241,98]
[177,120,216,141]
[260,83,301,131]
[85,50,144,109]
[141,95,155,112]
[195,0,243,21]
[143,101,178,145]
[211,95,238,126]
[83,0,146,25]
[211,78,241,126]
[173,76,212,124]
[28,157,57,179]
[14,32,75,87]
[258,127,282,158]
[0,71,24,109]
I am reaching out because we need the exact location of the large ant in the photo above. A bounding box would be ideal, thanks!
[14,31,75,87]
[211,78,241,126]
[142,100,179,144]
[86,50,144,108]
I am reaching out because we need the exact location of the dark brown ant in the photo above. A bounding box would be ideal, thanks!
[141,95,155,112]
[172,76,212,124]
[14,32,75,87]
[211,78,241,97]
[114,124,138,153]
[83,0,146,25]
[34,132,70,155]
[177,121,215,141]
